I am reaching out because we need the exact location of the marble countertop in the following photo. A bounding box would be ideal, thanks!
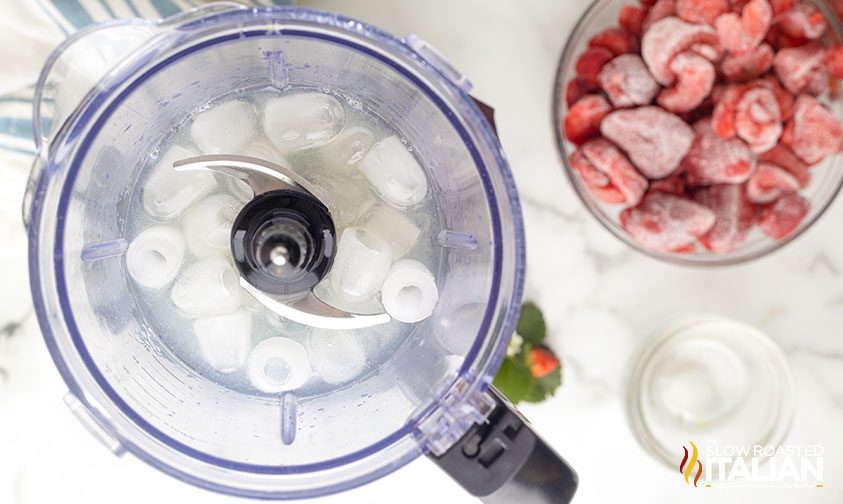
[1,1,842,503]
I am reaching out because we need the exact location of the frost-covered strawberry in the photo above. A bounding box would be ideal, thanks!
[599,54,660,107]
[758,144,811,186]
[601,106,695,179]
[714,0,772,54]
[721,43,774,82]
[620,192,716,252]
[676,0,729,25]
[773,43,829,95]
[658,52,716,112]
[685,119,757,185]
[782,95,843,164]
[694,184,757,253]
[758,193,810,239]
[642,17,720,86]
[578,138,649,206]
[747,162,801,203]
[778,3,827,41]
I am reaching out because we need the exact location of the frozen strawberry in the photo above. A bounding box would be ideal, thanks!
[580,139,649,206]
[601,106,695,179]
[565,77,596,107]
[569,150,610,187]
[685,119,757,185]
[711,85,744,138]
[589,28,639,55]
[620,192,716,252]
[747,162,801,203]
[783,95,843,164]
[569,150,626,204]
[599,54,660,107]
[658,52,716,112]
[721,43,774,82]
[773,43,829,95]
[826,44,843,79]
[671,243,698,254]
[758,75,795,119]
[575,46,616,87]
[676,0,729,25]
[564,94,612,145]
[758,193,810,239]
[649,173,687,195]
[619,5,649,36]
[690,43,721,61]
[734,84,782,153]
[714,0,773,54]
[643,0,677,31]
[769,0,796,16]
[694,184,757,253]
[778,3,827,41]
[758,144,811,186]
[642,17,721,86]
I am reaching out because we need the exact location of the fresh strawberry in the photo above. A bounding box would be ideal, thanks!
[529,347,560,379]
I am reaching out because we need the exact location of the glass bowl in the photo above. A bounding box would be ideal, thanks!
[553,0,843,266]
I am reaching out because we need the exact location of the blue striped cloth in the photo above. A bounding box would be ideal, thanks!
[0,0,291,160]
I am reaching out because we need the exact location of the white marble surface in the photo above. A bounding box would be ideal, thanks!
[1,0,842,503]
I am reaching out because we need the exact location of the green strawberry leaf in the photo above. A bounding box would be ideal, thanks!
[492,355,537,404]
[517,302,546,344]
[537,367,562,397]
[495,303,563,405]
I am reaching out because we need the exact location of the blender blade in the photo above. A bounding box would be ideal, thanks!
[174,154,392,330]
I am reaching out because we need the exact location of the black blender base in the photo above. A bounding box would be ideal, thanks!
[429,387,578,504]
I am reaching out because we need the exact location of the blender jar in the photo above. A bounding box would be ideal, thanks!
[25,4,576,502]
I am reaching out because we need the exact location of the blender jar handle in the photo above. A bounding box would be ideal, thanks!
[429,387,578,504]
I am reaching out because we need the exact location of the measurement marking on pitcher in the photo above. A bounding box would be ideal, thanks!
[281,392,298,445]
[437,230,478,251]
[81,239,129,262]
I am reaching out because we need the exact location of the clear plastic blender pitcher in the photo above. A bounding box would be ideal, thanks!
[25,4,577,502]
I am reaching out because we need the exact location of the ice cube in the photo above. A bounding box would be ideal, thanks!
[324,126,375,166]
[358,136,428,208]
[171,255,241,317]
[190,99,258,154]
[328,227,392,304]
[181,194,243,258]
[126,226,185,289]
[301,170,376,228]
[194,310,253,373]
[242,137,289,165]
[241,287,288,327]
[263,92,345,152]
[247,337,311,393]
[361,205,421,258]
[221,174,254,203]
[312,280,384,316]
[308,331,367,385]
[381,259,438,323]
[143,144,217,219]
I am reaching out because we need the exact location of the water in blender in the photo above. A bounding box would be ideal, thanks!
[124,85,444,398]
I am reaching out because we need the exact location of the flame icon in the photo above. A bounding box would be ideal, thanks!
[679,441,703,487]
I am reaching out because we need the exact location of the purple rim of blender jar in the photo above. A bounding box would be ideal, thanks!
[28,7,526,499]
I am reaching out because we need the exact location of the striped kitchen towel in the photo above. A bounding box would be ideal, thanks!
[0,0,292,162]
